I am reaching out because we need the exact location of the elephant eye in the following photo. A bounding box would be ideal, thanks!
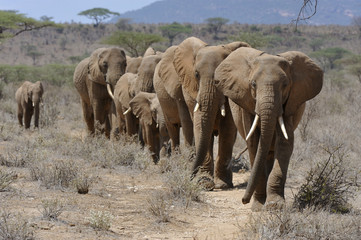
[103,62,108,68]
[251,81,256,89]
[195,71,200,80]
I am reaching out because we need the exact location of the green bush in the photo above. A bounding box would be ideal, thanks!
[0,64,75,86]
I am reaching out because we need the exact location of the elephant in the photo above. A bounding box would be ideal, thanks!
[172,37,251,189]
[73,47,127,138]
[129,92,169,163]
[113,72,140,137]
[137,52,163,93]
[125,47,157,74]
[153,45,194,152]
[126,56,142,74]
[15,80,44,129]
[214,47,323,210]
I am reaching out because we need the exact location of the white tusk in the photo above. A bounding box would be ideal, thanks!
[246,115,259,141]
[156,123,159,128]
[278,116,289,140]
[106,83,114,100]
[220,104,226,117]
[194,102,199,113]
[123,107,131,115]
[32,102,35,107]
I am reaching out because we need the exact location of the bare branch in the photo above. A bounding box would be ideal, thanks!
[293,0,318,31]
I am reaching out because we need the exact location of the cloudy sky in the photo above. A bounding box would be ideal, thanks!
[0,0,159,23]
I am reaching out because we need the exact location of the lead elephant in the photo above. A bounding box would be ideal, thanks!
[153,45,194,152]
[73,47,127,138]
[214,47,323,210]
[129,92,169,163]
[172,37,251,189]
[15,81,44,129]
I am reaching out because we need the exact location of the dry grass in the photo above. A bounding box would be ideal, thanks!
[241,206,361,240]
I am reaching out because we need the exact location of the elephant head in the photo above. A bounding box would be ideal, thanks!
[137,53,163,93]
[214,47,323,205]
[173,37,250,187]
[88,47,127,99]
[126,56,142,74]
[29,81,44,128]
[114,72,140,136]
[129,92,169,163]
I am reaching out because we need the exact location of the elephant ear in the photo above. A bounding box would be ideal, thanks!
[143,47,155,57]
[173,37,207,100]
[88,48,107,85]
[158,46,183,99]
[279,51,323,116]
[129,92,154,126]
[214,47,263,113]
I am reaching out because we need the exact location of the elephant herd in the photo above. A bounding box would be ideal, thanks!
[16,36,323,211]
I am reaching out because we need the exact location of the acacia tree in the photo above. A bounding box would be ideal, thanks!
[78,8,119,27]
[102,31,165,57]
[0,10,56,44]
[205,17,229,39]
[159,22,192,46]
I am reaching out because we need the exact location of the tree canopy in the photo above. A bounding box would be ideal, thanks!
[102,31,165,57]
[159,22,192,46]
[78,8,119,27]
[204,17,229,39]
[0,10,57,44]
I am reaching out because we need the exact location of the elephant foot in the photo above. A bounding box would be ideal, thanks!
[265,195,285,210]
[251,200,265,212]
[214,177,233,190]
[196,175,215,191]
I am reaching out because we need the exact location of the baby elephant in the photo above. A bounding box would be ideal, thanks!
[15,81,44,129]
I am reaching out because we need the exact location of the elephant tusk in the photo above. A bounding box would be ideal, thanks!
[278,116,289,140]
[194,102,200,113]
[106,83,114,100]
[220,104,226,117]
[156,123,159,128]
[246,115,259,141]
[123,107,132,115]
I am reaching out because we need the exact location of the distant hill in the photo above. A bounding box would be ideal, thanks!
[113,0,361,25]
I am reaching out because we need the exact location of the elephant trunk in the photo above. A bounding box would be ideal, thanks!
[242,97,279,204]
[192,82,219,176]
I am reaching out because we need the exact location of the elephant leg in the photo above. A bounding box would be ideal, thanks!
[165,120,180,153]
[266,117,294,208]
[177,100,193,147]
[17,104,23,126]
[93,98,111,137]
[214,111,237,189]
[125,114,138,136]
[81,100,95,135]
[24,107,32,129]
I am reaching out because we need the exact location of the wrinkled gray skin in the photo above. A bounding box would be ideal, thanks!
[214,47,323,210]
[129,92,169,163]
[73,47,127,138]
[15,81,44,129]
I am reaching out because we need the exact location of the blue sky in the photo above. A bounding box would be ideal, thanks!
[0,0,159,23]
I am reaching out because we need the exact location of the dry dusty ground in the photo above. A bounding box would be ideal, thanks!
[0,121,360,240]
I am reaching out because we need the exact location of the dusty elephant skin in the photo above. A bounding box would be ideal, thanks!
[214,47,323,210]
[129,92,169,163]
[73,47,127,138]
[153,45,194,152]
[15,81,44,129]
[172,37,250,190]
